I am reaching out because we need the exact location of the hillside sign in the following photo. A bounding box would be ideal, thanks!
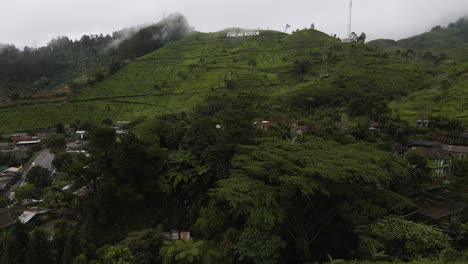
[226,31,260,38]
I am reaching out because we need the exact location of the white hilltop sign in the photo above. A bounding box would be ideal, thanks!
[226,31,260,38]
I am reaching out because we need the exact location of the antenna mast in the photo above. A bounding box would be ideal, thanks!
[347,0,353,39]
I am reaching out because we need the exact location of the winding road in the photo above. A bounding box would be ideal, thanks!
[7,141,88,200]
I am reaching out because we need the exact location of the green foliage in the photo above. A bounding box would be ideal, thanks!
[95,245,135,264]
[234,228,285,264]
[213,138,413,260]
[0,27,435,133]
[360,216,450,260]
[15,183,41,201]
[72,254,88,264]
[164,151,208,191]
[160,238,207,264]
[452,159,468,178]
[119,227,164,264]
[45,134,67,153]
[0,222,29,264]
[429,116,464,131]
[405,150,431,184]
[26,166,52,188]
[25,229,53,264]
[62,231,82,264]
[52,152,74,170]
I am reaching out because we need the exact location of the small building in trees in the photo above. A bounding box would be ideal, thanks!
[416,120,429,127]
[446,133,468,145]
[253,120,277,130]
[113,121,131,135]
[162,229,191,242]
[410,147,452,177]
[406,188,467,225]
[75,130,87,140]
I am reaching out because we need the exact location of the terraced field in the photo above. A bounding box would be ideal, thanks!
[0,29,438,133]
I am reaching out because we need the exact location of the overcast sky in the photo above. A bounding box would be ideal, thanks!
[1,0,467,48]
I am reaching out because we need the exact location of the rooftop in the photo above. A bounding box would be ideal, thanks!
[442,144,468,154]
[412,147,450,159]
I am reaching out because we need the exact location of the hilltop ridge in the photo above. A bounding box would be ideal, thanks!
[0,28,435,133]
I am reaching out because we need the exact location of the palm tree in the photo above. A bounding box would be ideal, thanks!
[160,238,204,264]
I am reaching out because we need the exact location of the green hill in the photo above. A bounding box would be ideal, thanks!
[390,61,468,125]
[369,18,468,60]
[368,18,468,126]
[0,28,439,133]
[0,14,190,100]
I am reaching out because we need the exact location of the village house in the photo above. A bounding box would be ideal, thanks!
[0,207,51,228]
[11,133,33,144]
[446,133,468,145]
[441,144,468,159]
[76,130,87,140]
[162,229,191,242]
[253,120,277,130]
[408,140,468,177]
[368,121,380,131]
[411,147,452,177]
[0,142,12,149]
[406,188,467,225]
[416,120,430,127]
[113,121,131,135]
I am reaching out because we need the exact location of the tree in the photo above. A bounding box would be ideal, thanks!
[160,238,208,264]
[212,139,412,260]
[350,32,359,42]
[62,231,82,264]
[15,184,41,201]
[453,159,468,178]
[1,222,29,264]
[52,152,74,171]
[119,228,164,264]
[52,220,74,261]
[405,150,431,185]
[163,151,208,192]
[431,25,442,31]
[359,216,450,260]
[26,229,53,264]
[26,167,52,188]
[95,245,135,264]
[234,228,285,264]
[55,122,66,134]
[357,32,367,43]
[45,134,66,153]
[89,126,116,153]
[101,118,113,126]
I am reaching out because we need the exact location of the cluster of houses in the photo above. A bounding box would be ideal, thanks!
[0,129,57,151]
[407,138,468,177]
[253,119,381,135]
[162,230,191,242]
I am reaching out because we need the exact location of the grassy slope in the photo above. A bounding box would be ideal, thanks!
[0,29,433,133]
[390,62,468,126]
[369,26,468,60]
[369,25,468,126]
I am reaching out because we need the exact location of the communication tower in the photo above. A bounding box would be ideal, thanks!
[342,0,353,43]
